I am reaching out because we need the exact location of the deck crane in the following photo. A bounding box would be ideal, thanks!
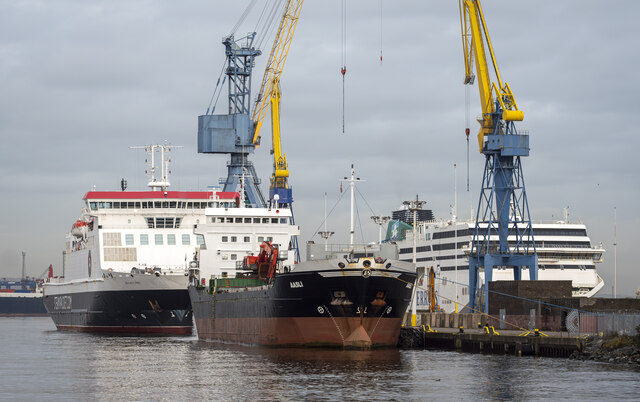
[459,0,538,313]
[197,1,303,209]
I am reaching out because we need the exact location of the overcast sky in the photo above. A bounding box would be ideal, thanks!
[1,0,638,297]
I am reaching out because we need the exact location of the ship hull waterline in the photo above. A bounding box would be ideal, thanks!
[44,288,193,335]
[189,268,417,348]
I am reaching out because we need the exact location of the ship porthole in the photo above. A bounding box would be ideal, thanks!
[317,306,325,314]
[385,263,392,269]
[362,269,371,278]
[338,262,345,269]
[362,260,371,268]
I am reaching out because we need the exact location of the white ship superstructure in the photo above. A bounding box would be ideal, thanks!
[43,144,238,334]
[195,195,300,280]
[390,207,605,313]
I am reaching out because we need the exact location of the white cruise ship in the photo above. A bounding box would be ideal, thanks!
[43,144,237,334]
[388,206,605,313]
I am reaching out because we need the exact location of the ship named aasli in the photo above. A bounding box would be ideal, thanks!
[189,166,417,348]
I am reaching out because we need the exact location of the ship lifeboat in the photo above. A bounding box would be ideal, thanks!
[71,220,88,238]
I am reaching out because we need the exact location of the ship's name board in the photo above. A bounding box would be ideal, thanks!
[289,281,304,289]
[54,295,72,310]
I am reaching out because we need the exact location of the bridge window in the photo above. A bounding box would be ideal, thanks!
[182,234,190,245]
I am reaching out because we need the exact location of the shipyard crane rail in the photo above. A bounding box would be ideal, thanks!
[459,0,538,313]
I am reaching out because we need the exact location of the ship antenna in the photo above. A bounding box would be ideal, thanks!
[130,143,183,191]
[340,164,364,253]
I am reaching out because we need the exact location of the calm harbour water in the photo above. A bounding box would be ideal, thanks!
[1,317,639,401]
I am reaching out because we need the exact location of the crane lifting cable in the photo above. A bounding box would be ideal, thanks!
[341,0,347,133]
[379,0,383,64]
[231,0,259,35]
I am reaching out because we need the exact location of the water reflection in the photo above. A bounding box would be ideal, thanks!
[2,318,640,401]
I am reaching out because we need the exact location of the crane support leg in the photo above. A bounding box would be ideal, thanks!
[469,136,538,314]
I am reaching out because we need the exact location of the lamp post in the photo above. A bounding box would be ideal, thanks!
[371,215,391,244]
[403,195,426,327]
[318,192,334,251]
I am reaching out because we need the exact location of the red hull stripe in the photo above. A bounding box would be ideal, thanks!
[194,317,403,347]
[56,325,193,335]
[83,191,239,200]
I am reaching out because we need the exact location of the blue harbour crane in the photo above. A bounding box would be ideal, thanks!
[459,0,538,313]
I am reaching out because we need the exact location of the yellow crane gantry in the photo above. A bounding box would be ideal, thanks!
[459,0,523,152]
[251,0,304,196]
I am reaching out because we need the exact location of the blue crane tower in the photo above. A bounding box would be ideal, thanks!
[460,0,538,313]
[197,33,266,207]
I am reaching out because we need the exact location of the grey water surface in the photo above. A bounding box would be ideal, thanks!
[1,317,639,401]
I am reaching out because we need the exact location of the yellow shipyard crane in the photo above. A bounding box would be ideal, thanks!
[252,0,304,205]
[460,0,524,153]
[459,0,538,313]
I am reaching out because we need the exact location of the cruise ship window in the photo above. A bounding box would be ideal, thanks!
[244,236,250,243]
[135,202,140,208]
[162,202,169,208]
[222,236,228,242]
[155,234,163,245]
[262,218,269,224]
[140,234,149,245]
[128,202,134,208]
[226,217,233,223]
[253,218,260,223]
[170,202,176,208]
[98,202,105,209]
[231,236,237,242]
[235,218,243,223]
[90,202,97,211]
[230,254,237,261]
[182,234,191,245]
[267,236,273,242]
[154,202,161,208]
[217,217,224,223]
[113,202,120,209]
[187,202,193,208]
[244,218,252,223]
[125,234,134,246]
[258,236,264,242]
[271,218,278,224]
[167,234,176,245]
[196,235,205,245]
[280,218,287,224]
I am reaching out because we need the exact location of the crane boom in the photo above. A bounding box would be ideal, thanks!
[251,0,304,147]
[460,0,523,152]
